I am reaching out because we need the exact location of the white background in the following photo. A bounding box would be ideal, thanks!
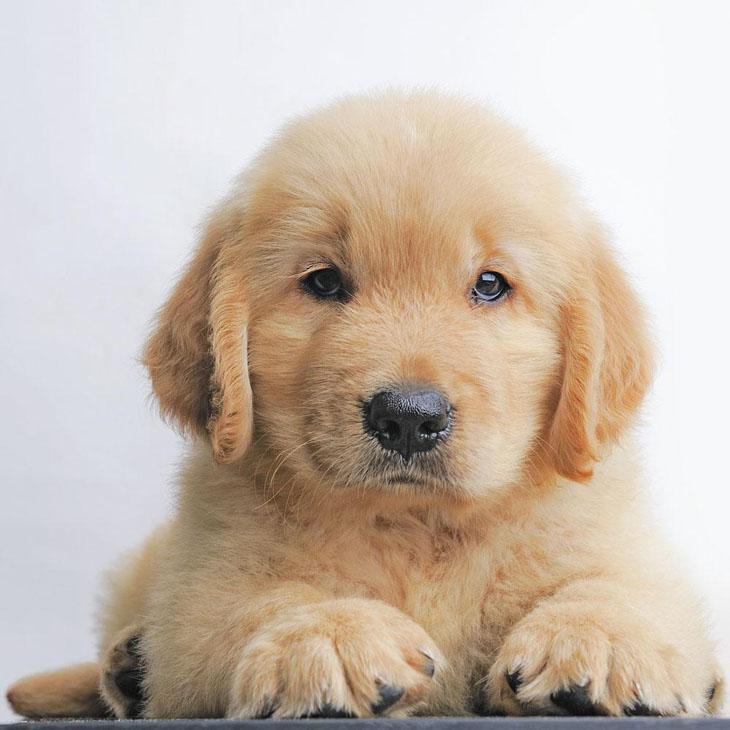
[1,0,729,720]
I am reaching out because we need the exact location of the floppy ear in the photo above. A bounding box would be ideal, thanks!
[143,207,253,463]
[547,223,655,481]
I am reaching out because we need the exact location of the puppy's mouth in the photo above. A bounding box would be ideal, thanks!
[306,439,450,492]
[356,447,455,492]
[380,472,428,487]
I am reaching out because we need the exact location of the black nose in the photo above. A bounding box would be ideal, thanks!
[363,388,452,460]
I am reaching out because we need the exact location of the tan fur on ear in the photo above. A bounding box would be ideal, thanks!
[207,243,253,462]
[143,208,252,462]
[548,224,655,481]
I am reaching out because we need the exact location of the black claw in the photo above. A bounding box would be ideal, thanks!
[708,683,718,703]
[305,704,356,718]
[371,683,404,715]
[420,649,436,678]
[550,685,605,716]
[624,701,661,716]
[505,669,522,694]
[114,667,144,702]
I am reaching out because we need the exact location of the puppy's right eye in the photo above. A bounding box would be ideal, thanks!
[302,267,346,300]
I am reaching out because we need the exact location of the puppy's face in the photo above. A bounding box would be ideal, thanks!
[247,186,561,498]
[145,94,653,500]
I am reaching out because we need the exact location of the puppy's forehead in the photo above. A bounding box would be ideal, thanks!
[244,93,578,285]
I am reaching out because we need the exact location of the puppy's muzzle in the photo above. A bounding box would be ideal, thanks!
[363,387,452,461]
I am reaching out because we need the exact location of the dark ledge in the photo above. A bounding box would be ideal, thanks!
[2,719,730,730]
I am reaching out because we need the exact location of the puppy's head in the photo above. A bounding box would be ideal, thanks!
[144,92,653,498]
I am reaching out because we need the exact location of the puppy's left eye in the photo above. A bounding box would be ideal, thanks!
[302,267,346,300]
[473,271,510,303]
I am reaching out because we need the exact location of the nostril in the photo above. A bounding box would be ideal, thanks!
[378,419,400,442]
[419,419,444,436]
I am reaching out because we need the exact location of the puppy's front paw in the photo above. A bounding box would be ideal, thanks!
[486,604,721,717]
[228,599,442,718]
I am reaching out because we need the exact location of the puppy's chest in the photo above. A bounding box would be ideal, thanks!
[306,516,495,649]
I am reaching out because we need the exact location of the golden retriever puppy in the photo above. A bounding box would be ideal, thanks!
[7,91,724,720]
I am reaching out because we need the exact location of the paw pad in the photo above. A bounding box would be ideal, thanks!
[371,683,404,715]
[623,701,661,716]
[305,703,356,718]
[550,685,605,716]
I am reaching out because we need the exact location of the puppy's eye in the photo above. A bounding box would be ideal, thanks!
[473,271,510,303]
[302,267,346,300]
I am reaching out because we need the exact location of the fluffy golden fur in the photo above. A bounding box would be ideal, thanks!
[7,91,724,719]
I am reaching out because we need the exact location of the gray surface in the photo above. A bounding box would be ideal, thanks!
[3,719,730,729]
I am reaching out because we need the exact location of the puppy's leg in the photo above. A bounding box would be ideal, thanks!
[144,583,443,718]
[228,597,441,719]
[485,576,723,717]
[6,663,108,719]
[99,625,145,718]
